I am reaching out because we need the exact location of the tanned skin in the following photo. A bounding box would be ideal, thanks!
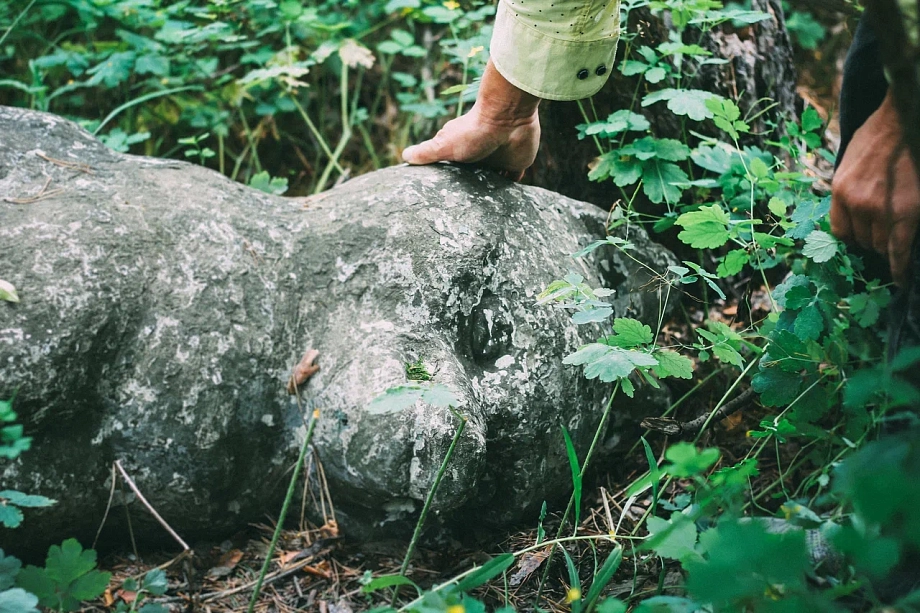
[402,60,541,180]
[832,92,920,285]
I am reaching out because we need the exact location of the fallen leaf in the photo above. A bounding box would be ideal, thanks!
[509,548,550,586]
[0,279,19,303]
[218,548,243,569]
[288,349,320,394]
[116,589,137,604]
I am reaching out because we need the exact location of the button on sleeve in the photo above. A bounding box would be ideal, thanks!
[489,0,621,101]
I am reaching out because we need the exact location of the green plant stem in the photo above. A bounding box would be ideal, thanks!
[392,408,467,606]
[577,99,604,155]
[692,358,758,442]
[534,383,620,605]
[313,62,351,194]
[0,0,37,48]
[397,534,633,613]
[237,107,262,175]
[246,409,319,613]
[291,94,344,177]
[93,86,202,135]
[456,56,471,119]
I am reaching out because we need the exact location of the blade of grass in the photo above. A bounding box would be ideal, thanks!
[246,407,319,613]
[640,436,659,516]
[584,546,623,613]
[392,407,467,605]
[0,0,37,48]
[562,425,583,533]
[561,547,583,613]
[93,86,203,135]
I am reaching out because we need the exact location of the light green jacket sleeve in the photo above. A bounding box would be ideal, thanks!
[489,0,621,101]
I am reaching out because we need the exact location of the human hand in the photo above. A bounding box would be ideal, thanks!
[402,60,541,180]
[832,93,920,285]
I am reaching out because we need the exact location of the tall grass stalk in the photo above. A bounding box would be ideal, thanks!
[392,407,467,606]
[246,408,319,613]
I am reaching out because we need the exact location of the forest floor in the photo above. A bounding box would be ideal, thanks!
[77,10,860,613]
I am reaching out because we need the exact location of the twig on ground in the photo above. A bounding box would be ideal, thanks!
[37,152,94,174]
[151,546,331,605]
[641,388,756,437]
[114,459,191,552]
[93,463,119,549]
[4,176,65,204]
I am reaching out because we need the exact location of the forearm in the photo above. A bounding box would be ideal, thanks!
[475,60,541,125]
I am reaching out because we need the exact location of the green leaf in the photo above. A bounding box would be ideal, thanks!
[44,539,98,588]
[0,491,56,508]
[0,552,21,591]
[691,144,732,174]
[572,308,614,325]
[773,274,810,309]
[580,110,650,138]
[596,598,628,613]
[716,250,749,277]
[361,575,420,595]
[768,197,787,217]
[563,344,657,383]
[561,426,583,529]
[367,384,460,414]
[676,205,730,249]
[664,443,720,478]
[802,230,838,263]
[0,506,22,529]
[86,51,136,87]
[633,596,698,613]
[69,570,111,601]
[801,106,824,132]
[610,318,654,348]
[135,54,169,76]
[0,281,19,304]
[420,384,461,408]
[142,569,168,596]
[248,171,289,196]
[643,161,689,205]
[584,547,623,612]
[646,515,698,561]
[14,567,55,610]
[651,139,692,162]
[787,197,830,239]
[454,553,514,592]
[561,548,582,613]
[792,303,823,341]
[751,367,801,407]
[685,519,809,606]
[0,588,39,613]
[651,350,693,380]
[642,89,716,122]
[711,343,743,366]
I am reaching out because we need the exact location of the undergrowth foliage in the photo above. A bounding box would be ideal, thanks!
[3,0,920,611]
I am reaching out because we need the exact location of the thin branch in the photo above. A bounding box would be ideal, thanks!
[114,460,191,552]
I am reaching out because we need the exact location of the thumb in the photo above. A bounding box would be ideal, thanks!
[402,134,448,165]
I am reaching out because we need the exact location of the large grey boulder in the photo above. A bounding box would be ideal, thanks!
[0,106,675,553]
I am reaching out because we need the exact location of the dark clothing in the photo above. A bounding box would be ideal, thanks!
[838,17,888,164]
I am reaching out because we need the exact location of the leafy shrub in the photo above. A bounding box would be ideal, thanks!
[0,0,494,194]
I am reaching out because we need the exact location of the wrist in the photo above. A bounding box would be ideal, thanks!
[474,60,540,126]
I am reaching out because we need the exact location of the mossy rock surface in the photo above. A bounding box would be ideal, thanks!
[0,106,674,553]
